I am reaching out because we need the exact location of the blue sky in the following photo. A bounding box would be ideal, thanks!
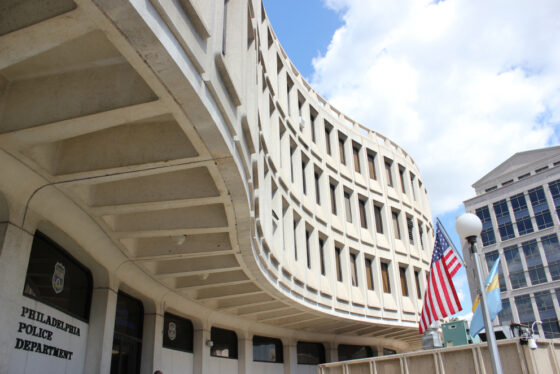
[262,0,560,319]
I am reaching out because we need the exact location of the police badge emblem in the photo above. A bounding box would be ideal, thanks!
[168,322,177,341]
[52,262,65,294]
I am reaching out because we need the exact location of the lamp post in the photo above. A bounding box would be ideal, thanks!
[456,213,503,374]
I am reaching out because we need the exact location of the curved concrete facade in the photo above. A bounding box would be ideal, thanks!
[0,0,434,372]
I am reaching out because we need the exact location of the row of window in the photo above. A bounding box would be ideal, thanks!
[163,314,395,364]
[475,182,560,246]
[287,131,423,206]
[22,232,393,370]
[484,162,560,192]
[286,180,430,248]
[289,222,425,298]
[499,288,560,338]
[274,31,425,205]
[485,233,560,291]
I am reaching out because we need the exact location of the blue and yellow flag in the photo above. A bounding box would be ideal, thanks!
[469,258,502,337]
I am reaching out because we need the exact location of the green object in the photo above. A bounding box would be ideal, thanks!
[442,320,474,347]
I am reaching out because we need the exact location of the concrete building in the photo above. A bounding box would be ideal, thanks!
[0,1,434,373]
[463,146,560,339]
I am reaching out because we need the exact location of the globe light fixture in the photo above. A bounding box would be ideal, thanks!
[456,213,503,374]
[455,213,482,242]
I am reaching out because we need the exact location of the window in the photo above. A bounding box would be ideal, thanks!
[335,247,343,282]
[522,240,547,285]
[365,258,374,291]
[353,145,361,173]
[392,210,401,240]
[498,222,515,241]
[359,199,367,228]
[330,183,337,215]
[410,173,417,200]
[534,209,553,230]
[534,291,560,338]
[529,186,553,229]
[301,159,307,195]
[338,345,374,361]
[305,230,311,269]
[510,193,533,236]
[309,107,317,143]
[253,335,283,363]
[290,145,296,183]
[222,0,229,54]
[344,192,352,223]
[24,232,93,321]
[414,270,422,298]
[163,313,194,352]
[504,245,526,289]
[383,348,396,355]
[498,298,513,324]
[314,171,321,205]
[297,341,325,365]
[476,206,496,246]
[518,173,531,180]
[293,219,298,261]
[112,291,144,374]
[374,204,384,234]
[381,262,391,293]
[398,165,406,194]
[367,152,377,180]
[476,206,497,244]
[548,179,560,219]
[485,251,506,291]
[418,221,425,250]
[350,252,358,287]
[399,267,409,297]
[338,134,346,165]
[493,199,515,241]
[406,215,414,244]
[324,123,332,155]
[211,327,238,358]
[502,179,513,186]
[536,166,549,173]
[318,238,326,276]
[384,158,393,187]
[297,93,304,118]
[542,234,560,280]
[514,295,535,325]
[286,76,294,116]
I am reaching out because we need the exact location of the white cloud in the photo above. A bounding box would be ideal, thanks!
[312,0,560,215]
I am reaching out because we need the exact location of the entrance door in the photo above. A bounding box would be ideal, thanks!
[110,291,144,374]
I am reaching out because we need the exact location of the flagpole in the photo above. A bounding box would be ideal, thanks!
[436,217,465,265]
[457,214,503,374]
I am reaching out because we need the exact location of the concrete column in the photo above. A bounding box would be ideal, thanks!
[283,341,298,374]
[140,309,164,374]
[193,328,211,374]
[326,342,338,363]
[0,224,33,374]
[238,337,252,374]
[84,287,118,374]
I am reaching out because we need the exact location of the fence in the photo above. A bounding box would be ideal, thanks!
[318,338,560,374]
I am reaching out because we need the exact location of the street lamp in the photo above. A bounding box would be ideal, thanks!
[456,213,503,374]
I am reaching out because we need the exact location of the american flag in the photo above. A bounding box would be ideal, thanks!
[419,223,462,334]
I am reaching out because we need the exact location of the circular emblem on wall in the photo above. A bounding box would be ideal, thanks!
[52,262,65,294]
[168,322,177,341]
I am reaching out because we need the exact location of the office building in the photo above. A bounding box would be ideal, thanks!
[0,0,434,373]
[463,146,560,339]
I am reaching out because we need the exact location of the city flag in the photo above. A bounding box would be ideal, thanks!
[419,222,463,334]
[469,257,502,337]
